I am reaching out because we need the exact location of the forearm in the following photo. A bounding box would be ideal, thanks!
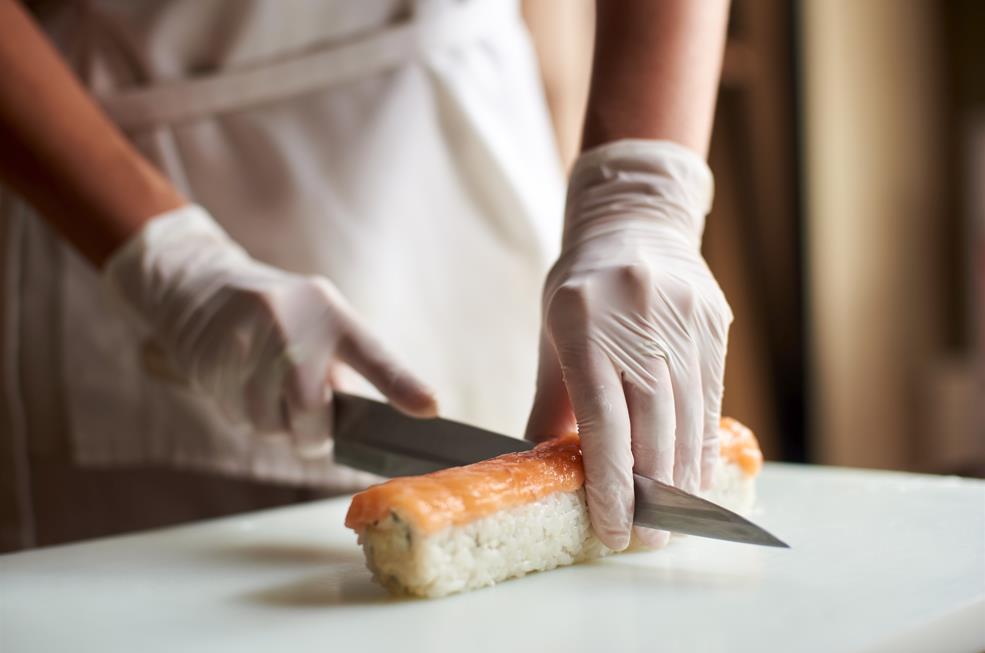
[583,0,730,155]
[0,0,184,266]
[522,0,594,171]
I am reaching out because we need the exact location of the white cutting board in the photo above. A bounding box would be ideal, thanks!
[1,464,983,653]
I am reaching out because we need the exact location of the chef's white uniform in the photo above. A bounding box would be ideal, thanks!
[0,0,564,550]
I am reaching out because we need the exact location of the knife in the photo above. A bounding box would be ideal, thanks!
[142,343,787,548]
[332,392,789,548]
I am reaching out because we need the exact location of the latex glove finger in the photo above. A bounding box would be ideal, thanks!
[700,348,727,491]
[282,365,333,458]
[327,361,363,393]
[242,349,290,435]
[177,292,261,424]
[285,391,334,459]
[288,362,362,460]
[279,319,336,454]
[672,344,704,495]
[525,334,577,444]
[335,314,438,418]
[191,304,274,428]
[625,355,676,549]
[559,343,634,551]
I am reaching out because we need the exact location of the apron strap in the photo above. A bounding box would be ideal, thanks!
[97,0,516,132]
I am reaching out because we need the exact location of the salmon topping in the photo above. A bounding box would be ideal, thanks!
[345,419,761,535]
[718,417,763,476]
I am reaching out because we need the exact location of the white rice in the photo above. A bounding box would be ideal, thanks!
[356,459,755,598]
[704,458,757,515]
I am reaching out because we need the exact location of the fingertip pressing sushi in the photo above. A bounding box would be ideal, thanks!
[345,419,763,598]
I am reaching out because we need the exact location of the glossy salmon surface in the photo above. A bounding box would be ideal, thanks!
[345,420,761,535]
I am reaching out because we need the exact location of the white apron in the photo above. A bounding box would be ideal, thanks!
[0,0,564,548]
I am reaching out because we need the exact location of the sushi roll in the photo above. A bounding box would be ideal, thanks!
[344,418,763,598]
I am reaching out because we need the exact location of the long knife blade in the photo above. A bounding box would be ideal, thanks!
[333,392,531,476]
[633,474,788,547]
[332,393,788,548]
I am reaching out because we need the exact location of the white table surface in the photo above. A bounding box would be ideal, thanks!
[1,464,983,653]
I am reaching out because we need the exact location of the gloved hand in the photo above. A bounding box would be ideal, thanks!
[103,204,437,454]
[525,140,732,551]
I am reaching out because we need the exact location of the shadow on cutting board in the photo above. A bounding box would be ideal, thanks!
[193,540,405,607]
[212,542,406,607]
[226,537,762,608]
[239,567,407,608]
[205,542,365,567]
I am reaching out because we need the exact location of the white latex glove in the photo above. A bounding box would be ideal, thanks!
[525,140,732,551]
[104,205,437,453]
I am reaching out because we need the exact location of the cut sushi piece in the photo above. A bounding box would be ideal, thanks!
[345,418,763,598]
[703,417,762,515]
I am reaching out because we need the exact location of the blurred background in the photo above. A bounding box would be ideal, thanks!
[524,0,985,476]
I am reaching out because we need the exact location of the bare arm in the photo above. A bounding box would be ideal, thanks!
[521,0,594,171]
[583,0,730,154]
[0,0,184,266]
